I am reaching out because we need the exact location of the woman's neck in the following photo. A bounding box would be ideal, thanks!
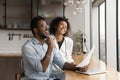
[55,34,64,42]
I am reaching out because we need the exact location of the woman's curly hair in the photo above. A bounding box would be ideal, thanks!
[49,17,71,36]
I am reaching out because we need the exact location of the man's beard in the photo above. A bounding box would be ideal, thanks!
[38,32,48,39]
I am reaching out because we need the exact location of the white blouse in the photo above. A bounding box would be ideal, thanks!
[52,35,74,63]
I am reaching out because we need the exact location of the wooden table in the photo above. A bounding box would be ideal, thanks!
[0,53,22,58]
[0,53,119,80]
[65,53,120,80]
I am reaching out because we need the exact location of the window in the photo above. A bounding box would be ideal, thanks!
[117,0,120,71]
[98,2,106,62]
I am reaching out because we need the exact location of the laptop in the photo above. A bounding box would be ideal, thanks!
[76,69,107,75]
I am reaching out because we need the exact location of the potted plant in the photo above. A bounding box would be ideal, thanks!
[72,30,83,54]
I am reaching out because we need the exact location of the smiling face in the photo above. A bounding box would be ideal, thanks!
[34,20,49,39]
[55,21,68,35]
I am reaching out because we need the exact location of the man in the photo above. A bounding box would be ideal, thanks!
[22,16,88,80]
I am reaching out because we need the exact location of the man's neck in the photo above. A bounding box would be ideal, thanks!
[35,35,44,44]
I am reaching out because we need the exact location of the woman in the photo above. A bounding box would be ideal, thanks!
[49,17,74,64]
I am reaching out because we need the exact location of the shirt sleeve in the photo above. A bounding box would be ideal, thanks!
[22,45,43,72]
[66,38,74,63]
[53,49,66,69]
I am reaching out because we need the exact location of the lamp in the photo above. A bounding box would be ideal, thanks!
[80,33,88,53]
[64,0,74,5]
[64,0,86,15]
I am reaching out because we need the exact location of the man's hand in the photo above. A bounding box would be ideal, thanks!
[45,36,56,48]
[45,37,54,47]
[63,62,88,72]
[76,65,88,72]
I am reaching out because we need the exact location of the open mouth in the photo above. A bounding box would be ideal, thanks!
[44,31,49,35]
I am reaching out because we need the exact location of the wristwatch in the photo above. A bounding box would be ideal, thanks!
[75,67,80,71]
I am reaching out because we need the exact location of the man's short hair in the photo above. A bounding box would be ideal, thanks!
[31,16,46,35]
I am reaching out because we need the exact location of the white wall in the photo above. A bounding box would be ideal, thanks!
[65,0,91,53]
[0,30,31,53]
[65,0,85,33]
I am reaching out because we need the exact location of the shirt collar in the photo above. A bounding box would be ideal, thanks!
[32,37,42,44]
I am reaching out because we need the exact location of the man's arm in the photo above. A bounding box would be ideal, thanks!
[41,45,53,72]
[63,62,88,72]
[41,37,54,72]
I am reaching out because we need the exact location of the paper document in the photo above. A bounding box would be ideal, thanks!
[76,46,95,67]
